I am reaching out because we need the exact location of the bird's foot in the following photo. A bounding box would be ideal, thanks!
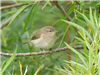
[40,48,46,54]
[49,48,53,51]
[40,48,43,50]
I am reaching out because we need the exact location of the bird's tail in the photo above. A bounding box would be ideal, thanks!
[23,40,31,44]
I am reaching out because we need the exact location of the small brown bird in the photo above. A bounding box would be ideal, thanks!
[23,26,58,50]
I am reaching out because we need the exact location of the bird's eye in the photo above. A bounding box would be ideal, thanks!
[49,30,52,32]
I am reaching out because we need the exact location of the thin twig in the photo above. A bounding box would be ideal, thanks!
[1,2,41,10]
[1,2,15,5]
[0,45,83,57]
[0,15,14,29]
[75,1,80,5]
[66,1,72,6]
[37,52,66,74]
[53,1,66,16]
[52,1,71,21]
[0,4,33,29]
[1,2,54,10]
[19,61,23,75]
[0,3,24,10]
[66,2,71,70]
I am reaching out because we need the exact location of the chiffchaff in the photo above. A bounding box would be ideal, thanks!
[23,26,58,50]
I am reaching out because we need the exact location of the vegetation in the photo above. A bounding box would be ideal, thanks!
[1,1,100,75]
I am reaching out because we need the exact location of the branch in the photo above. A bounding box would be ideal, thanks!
[0,45,83,57]
[52,1,71,21]
[52,1,66,16]
[99,5,100,14]
[1,2,46,29]
[0,4,33,29]
[75,1,80,5]
[1,1,15,5]
[66,1,72,6]
[0,3,24,10]
[37,52,66,74]
[66,1,80,6]
[0,15,14,29]
[1,2,54,10]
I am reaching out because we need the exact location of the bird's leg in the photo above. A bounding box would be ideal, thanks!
[40,48,43,50]
[40,48,46,55]
[49,48,53,51]
[40,48,46,52]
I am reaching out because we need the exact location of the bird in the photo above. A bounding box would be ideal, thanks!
[23,26,58,50]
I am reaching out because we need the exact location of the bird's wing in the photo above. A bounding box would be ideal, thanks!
[23,28,45,44]
[23,40,31,44]
[31,28,44,40]
[31,32,41,40]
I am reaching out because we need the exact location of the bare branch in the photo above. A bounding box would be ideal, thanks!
[75,1,80,5]
[0,15,14,29]
[53,1,66,16]
[0,45,83,57]
[0,4,33,29]
[66,1,72,7]
[37,52,66,74]
[1,1,15,5]
[1,2,54,10]
[0,3,24,10]
[52,1,71,21]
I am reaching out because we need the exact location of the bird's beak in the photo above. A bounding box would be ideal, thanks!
[54,30,58,33]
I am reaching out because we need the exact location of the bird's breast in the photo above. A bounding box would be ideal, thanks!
[31,35,57,50]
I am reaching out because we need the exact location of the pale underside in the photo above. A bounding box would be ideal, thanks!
[30,34,57,50]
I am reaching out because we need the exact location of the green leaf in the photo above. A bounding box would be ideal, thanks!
[7,6,34,37]
[1,10,17,18]
[94,10,98,27]
[83,42,89,62]
[76,18,87,25]
[1,46,17,74]
[32,2,39,25]
[76,10,95,31]
[19,1,33,3]
[64,60,87,72]
[23,5,35,33]
[34,65,44,75]
[51,11,63,18]
[75,37,84,43]
[64,42,87,67]
[1,31,7,46]
[58,25,70,48]
[62,20,92,40]
[57,7,73,29]
[96,1,100,5]
[7,4,32,27]
[90,7,94,27]
[98,52,100,74]
[80,1,84,10]
[42,1,52,10]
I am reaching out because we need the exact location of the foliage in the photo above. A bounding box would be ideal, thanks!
[62,8,100,74]
[1,1,100,75]
[1,47,17,75]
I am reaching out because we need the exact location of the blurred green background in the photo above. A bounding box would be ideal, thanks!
[1,1,100,75]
